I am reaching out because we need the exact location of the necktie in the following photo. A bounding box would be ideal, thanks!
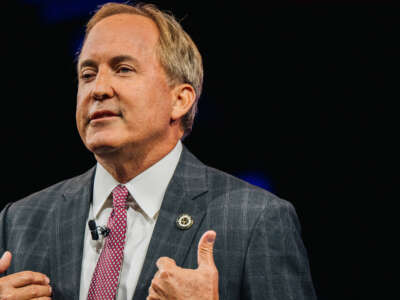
[88,184,129,300]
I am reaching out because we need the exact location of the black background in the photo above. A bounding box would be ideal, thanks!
[3,0,397,299]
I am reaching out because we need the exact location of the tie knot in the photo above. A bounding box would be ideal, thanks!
[112,184,129,208]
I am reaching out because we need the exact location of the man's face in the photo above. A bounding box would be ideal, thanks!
[76,14,175,156]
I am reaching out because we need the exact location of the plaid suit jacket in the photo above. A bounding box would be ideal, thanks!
[0,146,316,299]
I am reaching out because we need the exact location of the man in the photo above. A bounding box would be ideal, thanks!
[0,2,316,300]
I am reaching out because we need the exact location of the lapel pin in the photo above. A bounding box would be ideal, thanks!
[176,214,194,230]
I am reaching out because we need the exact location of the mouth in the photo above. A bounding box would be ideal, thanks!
[89,110,122,123]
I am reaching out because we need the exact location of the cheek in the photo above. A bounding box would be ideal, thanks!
[148,85,174,118]
[75,100,83,122]
[76,94,88,132]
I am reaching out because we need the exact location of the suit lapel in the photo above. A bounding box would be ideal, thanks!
[133,147,209,299]
[51,168,95,299]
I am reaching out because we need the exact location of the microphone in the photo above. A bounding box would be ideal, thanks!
[88,220,110,241]
[88,220,99,240]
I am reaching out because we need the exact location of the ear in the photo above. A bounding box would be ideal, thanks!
[171,84,196,121]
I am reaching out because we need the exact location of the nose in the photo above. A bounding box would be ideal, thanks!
[91,69,114,101]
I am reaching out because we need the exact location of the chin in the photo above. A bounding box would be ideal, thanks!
[84,135,124,155]
[91,144,120,156]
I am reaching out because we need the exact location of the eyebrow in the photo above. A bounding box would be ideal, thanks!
[79,59,97,71]
[110,55,140,68]
[79,55,140,71]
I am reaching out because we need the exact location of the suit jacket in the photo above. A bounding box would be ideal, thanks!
[0,146,316,299]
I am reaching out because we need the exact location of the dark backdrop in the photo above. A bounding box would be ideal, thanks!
[3,0,397,299]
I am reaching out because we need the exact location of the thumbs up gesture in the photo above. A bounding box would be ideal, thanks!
[147,230,219,300]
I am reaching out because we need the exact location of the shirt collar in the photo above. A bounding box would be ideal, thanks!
[93,141,183,219]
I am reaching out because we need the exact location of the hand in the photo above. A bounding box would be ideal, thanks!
[147,230,219,300]
[0,251,52,300]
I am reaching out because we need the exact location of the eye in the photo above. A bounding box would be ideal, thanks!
[116,65,134,74]
[80,69,96,81]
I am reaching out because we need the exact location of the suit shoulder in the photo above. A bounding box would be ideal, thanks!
[9,167,95,210]
[180,147,292,211]
[205,165,292,210]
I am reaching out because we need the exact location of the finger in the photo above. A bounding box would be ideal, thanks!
[156,256,176,271]
[150,277,167,298]
[32,298,52,300]
[6,271,50,288]
[147,294,161,300]
[13,284,52,300]
[0,251,12,273]
[197,230,217,268]
[148,284,160,298]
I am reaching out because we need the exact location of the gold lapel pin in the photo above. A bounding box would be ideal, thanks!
[176,214,194,230]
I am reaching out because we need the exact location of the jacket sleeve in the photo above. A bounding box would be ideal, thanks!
[241,199,317,299]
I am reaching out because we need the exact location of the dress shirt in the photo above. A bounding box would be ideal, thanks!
[79,141,183,300]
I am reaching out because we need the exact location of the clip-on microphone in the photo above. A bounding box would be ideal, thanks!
[88,220,110,241]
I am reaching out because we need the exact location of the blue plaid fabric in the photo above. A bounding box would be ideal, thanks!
[0,146,316,299]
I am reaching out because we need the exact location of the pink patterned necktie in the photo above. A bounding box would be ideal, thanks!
[88,184,129,300]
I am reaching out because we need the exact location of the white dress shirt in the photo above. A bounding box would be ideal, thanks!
[79,141,182,300]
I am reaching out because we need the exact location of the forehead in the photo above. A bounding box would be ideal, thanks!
[79,13,159,62]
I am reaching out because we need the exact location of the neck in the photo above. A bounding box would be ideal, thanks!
[95,139,180,183]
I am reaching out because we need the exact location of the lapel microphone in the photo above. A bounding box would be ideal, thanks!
[88,220,110,241]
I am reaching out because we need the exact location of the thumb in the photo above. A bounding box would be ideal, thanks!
[197,230,216,268]
[0,251,12,273]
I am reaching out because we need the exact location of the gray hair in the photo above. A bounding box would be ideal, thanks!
[81,2,203,138]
